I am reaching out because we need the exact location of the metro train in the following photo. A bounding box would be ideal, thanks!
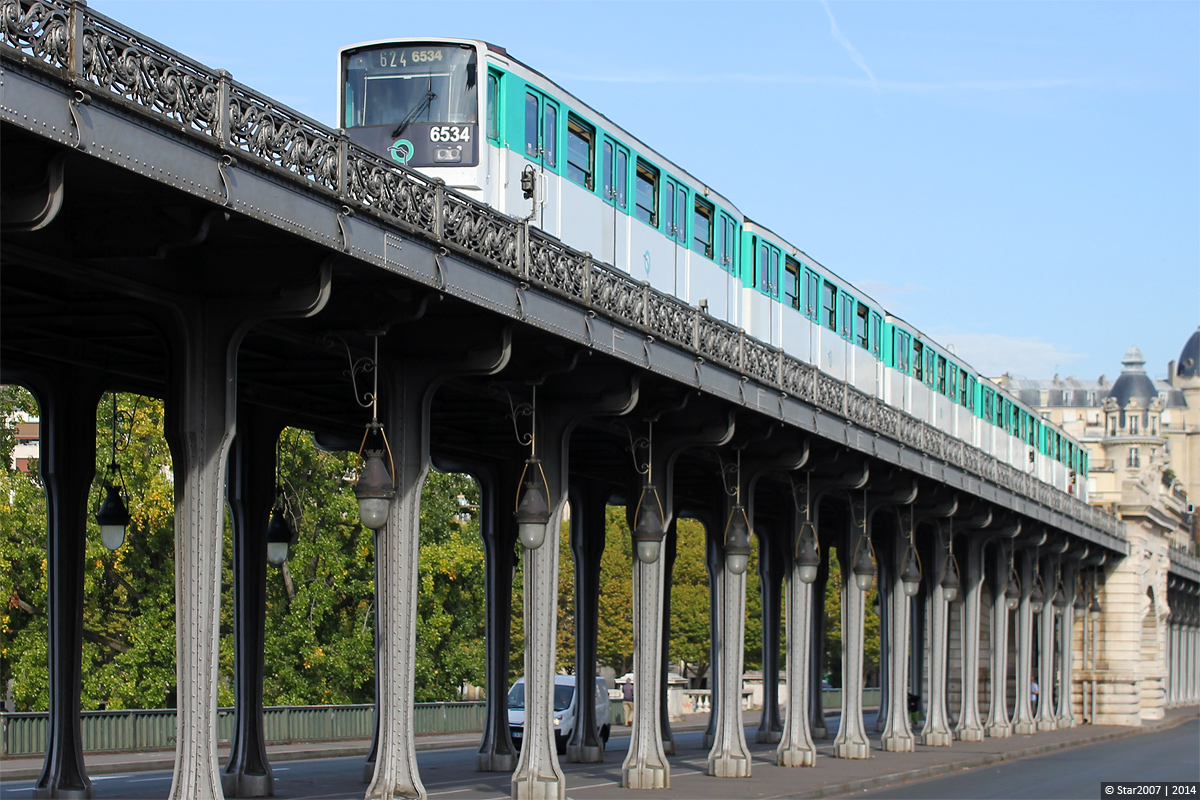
[336,38,1089,498]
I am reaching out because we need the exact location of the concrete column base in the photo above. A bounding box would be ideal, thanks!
[778,748,815,768]
[919,731,953,747]
[833,740,871,759]
[622,762,669,790]
[566,743,603,764]
[1036,719,1058,732]
[707,754,752,777]
[880,736,915,753]
[955,728,984,742]
[1013,721,1037,735]
[985,723,1012,738]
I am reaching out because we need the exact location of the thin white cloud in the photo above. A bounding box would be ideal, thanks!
[554,71,1089,93]
[931,329,1085,378]
[821,0,880,93]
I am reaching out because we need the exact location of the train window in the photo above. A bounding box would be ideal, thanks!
[617,149,628,208]
[870,313,882,357]
[840,294,853,339]
[855,303,869,349]
[949,365,959,399]
[894,330,910,373]
[542,103,557,168]
[693,200,714,257]
[666,180,686,243]
[983,390,993,423]
[635,160,658,226]
[926,350,936,387]
[937,356,947,394]
[717,216,736,273]
[913,341,924,381]
[784,260,801,309]
[524,93,539,157]
[754,243,766,290]
[805,270,819,320]
[566,115,594,189]
[486,71,500,143]
[822,281,837,331]
[761,247,779,295]
[343,44,478,131]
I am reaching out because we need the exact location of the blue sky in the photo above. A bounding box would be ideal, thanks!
[93,1,1199,384]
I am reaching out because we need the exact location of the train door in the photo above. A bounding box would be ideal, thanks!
[523,89,560,235]
[600,138,629,271]
[717,214,738,325]
[665,178,688,298]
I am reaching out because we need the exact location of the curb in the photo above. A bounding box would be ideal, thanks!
[787,711,1198,799]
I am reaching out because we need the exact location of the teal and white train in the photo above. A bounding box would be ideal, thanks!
[338,38,1089,498]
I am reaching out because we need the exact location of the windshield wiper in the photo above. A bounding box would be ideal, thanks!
[391,75,436,139]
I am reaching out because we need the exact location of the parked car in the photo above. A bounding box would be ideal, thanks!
[507,675,611,754]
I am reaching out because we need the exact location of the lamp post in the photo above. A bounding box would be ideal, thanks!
[793,472,819,584]
[265,505,294,566]
[630,422,666,564]
[939,546,960,603]
[723,451,751,575]
[513,385,551,550]
[851,534,876,593]
[340,335,396,531]
[95,394,131,550]
[900,544,921,598]
[1005,565,1021,611]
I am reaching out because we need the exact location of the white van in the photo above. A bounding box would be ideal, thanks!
[507,675,611,754]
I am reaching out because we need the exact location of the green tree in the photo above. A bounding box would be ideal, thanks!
[668,518,709,686]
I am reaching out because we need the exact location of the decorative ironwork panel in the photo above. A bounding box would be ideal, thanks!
[444,191,519,273]
[876,405,899,439]
[780,357,814,402]
[846,389,877,429]
[645,288,695,347]
[2,0,70,68]
[742,339,778,386]
[345,148,438,234]
[696,314,740,369]
[226,83,338,189]
[80,8,220,137]
[590,265,644,328]
[526,231,587,296]
[815,373,842,412]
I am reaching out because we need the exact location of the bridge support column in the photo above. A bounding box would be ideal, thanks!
[777,493,816,767]
[622,514,670,789]
[754,526,786,744]
[873,536,891,736]
[954,535,985,742]
[706,489,752,777]
[881,507,917,753]
[834,495,871,759]
[222,409,284,798]
[658,524,678,756]
[985,543,1013,738]
[24,371,102,800]
[472,461,520,773]
[702,511,722,751]
[567,482,606,765]
[1058,559,1079,728]
[1036,555,1063,732]
[513,377,637,800]
[920,519,954,747]
[1013,549,1038,735]
[809,546,831,740]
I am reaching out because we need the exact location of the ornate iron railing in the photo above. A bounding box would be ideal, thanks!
[0,0,1121,542]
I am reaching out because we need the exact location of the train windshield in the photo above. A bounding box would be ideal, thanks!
[343,44,478,131]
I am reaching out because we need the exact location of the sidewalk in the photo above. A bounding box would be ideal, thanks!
[2,705,1196,797]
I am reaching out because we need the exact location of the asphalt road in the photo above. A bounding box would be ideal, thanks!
[3,714,1196,800]
[850,719,1200,799]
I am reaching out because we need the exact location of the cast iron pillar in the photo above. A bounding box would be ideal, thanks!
[880,505,918,753]
[1012,544,1041,735]
[984,541,1014,739]
[777,473,817,768]
[701,507,722,751]
[707,478,752,778]
[833,492,871,759]
[25,370,102,800]
[953,510,997,744]
[512,377,638,800]
[567,481,607,764]
[919,518,954,747]
[754,524,786,744]
[1035,540,1068,733]
[808,542,830,740]
[1058,555,1080,728]
[658,522,678,756]
[369,335,511,800]
[222,409,285,797]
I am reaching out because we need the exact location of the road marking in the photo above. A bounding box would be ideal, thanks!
[129,777,168,783]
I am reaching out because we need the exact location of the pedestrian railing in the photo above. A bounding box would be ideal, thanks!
[1,702,485,757]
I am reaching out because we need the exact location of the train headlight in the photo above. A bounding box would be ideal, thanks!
[435,147,463,163]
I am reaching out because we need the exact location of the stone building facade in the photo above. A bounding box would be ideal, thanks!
[992,327,1200,724]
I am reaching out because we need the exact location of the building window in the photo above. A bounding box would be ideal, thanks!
[1128,447,1140,467]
